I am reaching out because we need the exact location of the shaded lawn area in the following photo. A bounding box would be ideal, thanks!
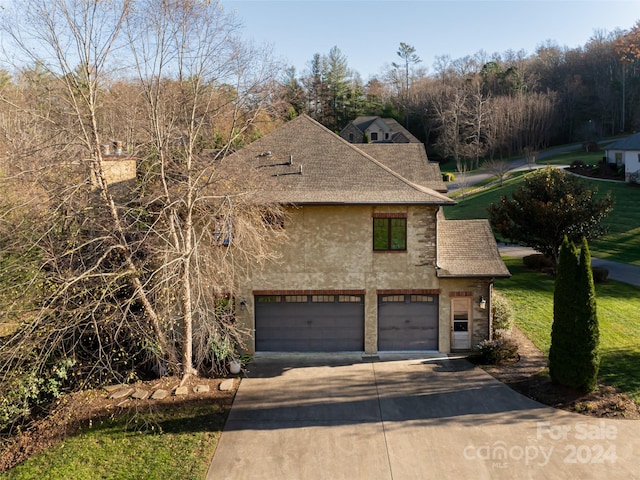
[538,148,605,166]
[496,257,640,404]
[3,402,229,480]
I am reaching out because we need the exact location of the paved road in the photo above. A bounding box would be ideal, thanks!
[499,244,640,287]
[207,355,640,480]
[446,143,579,192]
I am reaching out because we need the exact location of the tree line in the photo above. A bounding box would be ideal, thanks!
[283,23,640,169]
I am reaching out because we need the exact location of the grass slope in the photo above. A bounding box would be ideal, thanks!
[496,257,640,402]
[3,403,228,480]
[443,170,640,265]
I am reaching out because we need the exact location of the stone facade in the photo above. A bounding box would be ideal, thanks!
[339,123,365,143]
[102,158,137,186]
[237,204,495,354]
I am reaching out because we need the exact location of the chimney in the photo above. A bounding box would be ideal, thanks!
[101,143,111,156]
[114,140,123,156]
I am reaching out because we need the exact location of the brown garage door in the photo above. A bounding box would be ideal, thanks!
[255,293,364,352]
[378,294,438,351]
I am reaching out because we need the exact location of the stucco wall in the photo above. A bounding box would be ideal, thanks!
[624,151,640,181]
[437,278,492,352]
[102,158,137,185]
[238,204,492,353]
[365,119,391,143]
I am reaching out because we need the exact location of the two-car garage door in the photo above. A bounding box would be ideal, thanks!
[254,292,439,352]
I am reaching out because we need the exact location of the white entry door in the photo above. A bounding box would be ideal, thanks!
[451,297,471,350]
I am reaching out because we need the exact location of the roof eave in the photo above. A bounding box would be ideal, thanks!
[436,272,512,279]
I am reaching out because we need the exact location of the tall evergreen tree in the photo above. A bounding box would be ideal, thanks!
[549,237,600,392]
[549,236,579,386]
[574,237,600,391]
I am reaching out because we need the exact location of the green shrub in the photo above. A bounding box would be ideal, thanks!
[0,357,75,433]
[570,160,586,169]
[592,266,609,283]
[492,290,514,336]
[523,254,555,271]
[476,337,519,364]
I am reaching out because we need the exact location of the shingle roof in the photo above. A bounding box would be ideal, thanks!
[436,212,511,278]
[606,132,640,151]
[225,115,455,206]
[340,116,421,143]
[349,116,379,132]
[356,143,447,192]
[380,118,421,143]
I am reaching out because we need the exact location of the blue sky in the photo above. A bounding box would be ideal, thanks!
[224,0,640,79]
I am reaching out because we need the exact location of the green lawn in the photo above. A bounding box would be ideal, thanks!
[496,257,640,402]
[443,170,640,265]
[3,403,228,480]
[538,148,604,166]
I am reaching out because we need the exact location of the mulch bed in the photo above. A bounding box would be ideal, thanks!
[477,328,640,419]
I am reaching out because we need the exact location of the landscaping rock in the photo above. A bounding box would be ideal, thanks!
[194,384,210,394]
[109,388,135,400]
[174,385,189,396]
[219,379,234,391]
[103,385,125,393]
[132,389,149,400]
[150,389,169,400]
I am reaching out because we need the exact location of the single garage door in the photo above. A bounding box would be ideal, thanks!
[378,294,438,351]
[255,293,364,352]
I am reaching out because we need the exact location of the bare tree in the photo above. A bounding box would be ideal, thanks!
[0,0,285,431]
[523,146,538,170]
[483,158,511,186]
[126,0,286,378]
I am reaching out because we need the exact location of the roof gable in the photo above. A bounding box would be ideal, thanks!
[224,115,454,206]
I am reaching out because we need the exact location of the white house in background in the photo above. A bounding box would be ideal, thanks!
[605,133,640,183]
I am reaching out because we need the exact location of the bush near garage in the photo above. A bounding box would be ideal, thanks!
[475,337,519,364]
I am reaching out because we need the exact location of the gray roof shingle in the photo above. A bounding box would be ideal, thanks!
[437,212,511,278]
[606,132,640,151]
[225,115,454,206]
[356,143,447,192]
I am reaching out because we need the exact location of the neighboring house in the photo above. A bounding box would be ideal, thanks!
[605,133,640,182]
[339,116,421,144]
[89,141,137,197]
[227,114,510,355]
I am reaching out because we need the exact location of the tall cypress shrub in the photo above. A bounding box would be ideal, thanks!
[549,237,578,386]
[574,238,600,392]
[549,236,600,392]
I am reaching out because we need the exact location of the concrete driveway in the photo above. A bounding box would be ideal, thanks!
[206,355,639,480]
